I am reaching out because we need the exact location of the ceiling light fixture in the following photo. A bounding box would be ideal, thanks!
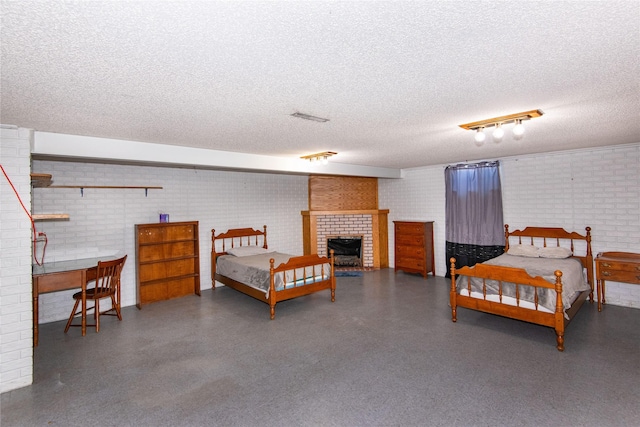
[512,119,525,140]
[459,109,544,145]
[300,151,337,165]
[474,128,486,146]
[291,112,330,122]
[492,123,504,143]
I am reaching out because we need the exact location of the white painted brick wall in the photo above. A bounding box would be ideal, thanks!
[380,143,640,309]
[379,166,446,273]
[4,141,638,394]
[30,160,308,324]
[1,128,34,393]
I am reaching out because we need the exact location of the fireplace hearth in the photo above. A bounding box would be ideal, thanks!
[327,236,363,267]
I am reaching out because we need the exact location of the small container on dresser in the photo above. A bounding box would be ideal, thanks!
[393,221,435,278]
[135,221,201,308]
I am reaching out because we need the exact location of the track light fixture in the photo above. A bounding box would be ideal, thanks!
[459,109,544,145]
[300,151,337,165]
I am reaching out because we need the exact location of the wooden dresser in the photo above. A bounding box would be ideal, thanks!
[135,221,201,308]
[393,221,435,278]
[595,251,640,311]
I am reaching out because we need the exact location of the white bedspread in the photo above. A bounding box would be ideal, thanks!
[216,252,331,297]
[456,254,589,316]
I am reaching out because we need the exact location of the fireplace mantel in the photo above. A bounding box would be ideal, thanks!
[301,209,389,268]
[301,209,388,216]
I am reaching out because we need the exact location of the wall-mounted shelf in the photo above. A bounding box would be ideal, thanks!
[47,185,163,197]
[30,173,52,187]
[31,174,68,220]
[30,173,162,196]
[30,172,163,220]
[33,214,70,221]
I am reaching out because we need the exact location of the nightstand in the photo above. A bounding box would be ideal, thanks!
[595,252,640,311]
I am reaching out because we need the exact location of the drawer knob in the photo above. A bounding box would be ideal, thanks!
[636,266,640,271]
[602,271,611,276]
[602,262,611,267]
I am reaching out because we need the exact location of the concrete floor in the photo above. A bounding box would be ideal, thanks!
[2,269,639,426]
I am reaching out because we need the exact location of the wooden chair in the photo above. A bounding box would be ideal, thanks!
[64,255,127,333]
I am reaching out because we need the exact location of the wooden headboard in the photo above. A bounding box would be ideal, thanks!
[504,224,593,287]
[211,226,268,255]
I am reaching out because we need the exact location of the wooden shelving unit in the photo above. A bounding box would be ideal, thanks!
[135,221,201,308]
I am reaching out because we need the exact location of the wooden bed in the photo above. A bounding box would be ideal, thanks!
[449,225,593,351]
[211,226,336,319]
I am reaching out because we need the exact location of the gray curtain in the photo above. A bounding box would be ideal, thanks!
[445,161,504,276]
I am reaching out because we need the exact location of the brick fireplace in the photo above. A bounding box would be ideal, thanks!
[301,175,389,269]
[301,209,389,269]
[319,215,371,266]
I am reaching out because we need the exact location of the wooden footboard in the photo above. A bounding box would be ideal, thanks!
[211,226,336,319]
[450,257,569,351]
[267,252,336,319]
[448,225,594,352]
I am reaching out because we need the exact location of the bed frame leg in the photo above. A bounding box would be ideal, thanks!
[450,257,458,322]
[556,333,564,352]
[270,305,275,320]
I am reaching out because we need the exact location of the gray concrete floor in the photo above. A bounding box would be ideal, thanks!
[2,269,639,426]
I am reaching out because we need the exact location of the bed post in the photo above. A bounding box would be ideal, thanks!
[211,229,217,290]
[585,226,594,302]
[263,225,268,249]
[269,258,276,319]
[449,257,458,322]
[329,249,336,302]
[553,270,565,352]
[504,224,510,251]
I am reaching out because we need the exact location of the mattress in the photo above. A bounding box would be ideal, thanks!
[456,253,589,317]
[216,252,331,297]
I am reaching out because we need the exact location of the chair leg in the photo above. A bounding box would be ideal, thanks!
[111,294,122,320]
[95,299,100,332]
[64,299,81,333]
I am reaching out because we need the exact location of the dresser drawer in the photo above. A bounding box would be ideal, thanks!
[395,223,425,235]
[598,269,640,284]
[598,260,640,272]
[396,258,425,270]
[396,235,425,247]
[397,245,425,259]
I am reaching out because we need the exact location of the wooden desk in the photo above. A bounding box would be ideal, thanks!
[595,252,640,312]
[32,256,115,346]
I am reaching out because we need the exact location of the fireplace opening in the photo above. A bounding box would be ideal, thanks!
[327,236,363,267]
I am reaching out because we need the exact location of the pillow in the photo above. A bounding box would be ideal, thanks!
[226,246,270,257]
[507,244,540,257]
[538,246,573,259]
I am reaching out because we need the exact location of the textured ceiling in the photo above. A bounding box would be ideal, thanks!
[1,1,639,170]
